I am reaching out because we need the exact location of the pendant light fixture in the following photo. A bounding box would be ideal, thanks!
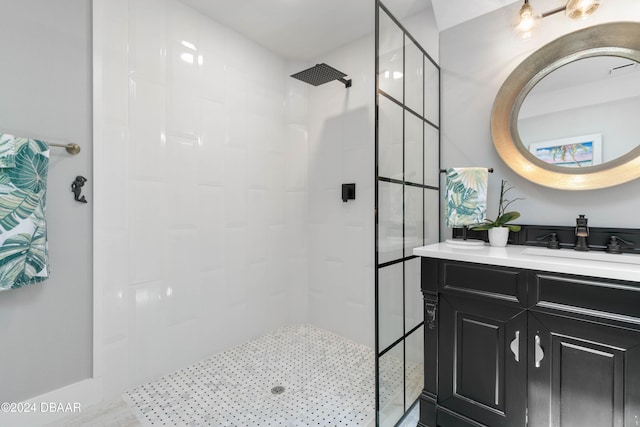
[515,0,602,38]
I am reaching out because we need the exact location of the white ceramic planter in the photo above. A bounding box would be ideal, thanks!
[488,227,510,247]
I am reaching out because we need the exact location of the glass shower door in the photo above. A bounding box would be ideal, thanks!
[375,2,440,425]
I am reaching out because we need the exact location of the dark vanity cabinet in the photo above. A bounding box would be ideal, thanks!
[419,258,640,427]
[527,273,640,427]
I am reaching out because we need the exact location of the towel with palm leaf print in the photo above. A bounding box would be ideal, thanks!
[0,134,16,168]
[445,167,488,228]
[0,135,49,292]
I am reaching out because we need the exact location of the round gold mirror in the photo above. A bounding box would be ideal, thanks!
[491,22,640,190]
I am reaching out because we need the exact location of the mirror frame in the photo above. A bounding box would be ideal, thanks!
[492,22,640,190]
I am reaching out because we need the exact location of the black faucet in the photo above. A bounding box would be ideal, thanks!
[537,232,560,249]
[606,236,635,254]
[574,214,589,251]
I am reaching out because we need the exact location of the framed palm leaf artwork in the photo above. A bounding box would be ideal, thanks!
[528,134,602,167]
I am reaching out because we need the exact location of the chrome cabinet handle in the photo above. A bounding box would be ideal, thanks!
[535,334,544,368]
[510,331,520,362]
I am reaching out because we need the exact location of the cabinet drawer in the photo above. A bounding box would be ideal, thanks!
[530,272,640,323]
[440,261,527,306]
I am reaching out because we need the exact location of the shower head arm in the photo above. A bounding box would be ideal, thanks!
[338,77,352,88]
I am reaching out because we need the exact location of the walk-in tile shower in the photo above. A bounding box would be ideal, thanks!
[87,0,439,425]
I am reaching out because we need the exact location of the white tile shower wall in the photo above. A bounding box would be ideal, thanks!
[96,0,309,396]
[307,35,376,348]
[284,61,310,325]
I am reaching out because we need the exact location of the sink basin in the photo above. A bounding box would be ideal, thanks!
[521,247,640,265]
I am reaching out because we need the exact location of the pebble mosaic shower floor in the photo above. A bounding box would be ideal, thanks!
[118,324,422,427]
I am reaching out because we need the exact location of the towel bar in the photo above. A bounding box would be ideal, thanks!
[440,168,493,173]
[49,143,81,155]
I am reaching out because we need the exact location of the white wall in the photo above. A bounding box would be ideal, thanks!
[285,61,311,324]
[400,7,440,61]
[0,0,93,403]
[440,0,640,232]
[306,34,376,348]
[94,0,307,396]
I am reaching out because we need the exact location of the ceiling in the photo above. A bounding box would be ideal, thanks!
[179,0,524,60]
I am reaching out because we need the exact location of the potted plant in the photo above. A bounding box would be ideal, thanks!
[472,179,523,247]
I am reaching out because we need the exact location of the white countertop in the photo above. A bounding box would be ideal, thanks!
[413,242,640,283]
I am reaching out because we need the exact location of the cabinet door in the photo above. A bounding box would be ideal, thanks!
[528,312,640,427]
[439,293,527,427]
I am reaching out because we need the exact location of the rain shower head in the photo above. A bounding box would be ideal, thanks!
[290,63,352,88]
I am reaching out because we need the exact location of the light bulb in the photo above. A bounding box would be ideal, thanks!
[565,0,601,20]
[515,1,541,38]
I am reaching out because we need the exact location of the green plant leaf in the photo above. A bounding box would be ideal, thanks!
[470,219,497,231]
[507,224,522,232]
[470,224,493,231]
[496,211,520,225]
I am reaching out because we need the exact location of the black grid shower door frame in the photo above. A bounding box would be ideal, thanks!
[374,1,441,426]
